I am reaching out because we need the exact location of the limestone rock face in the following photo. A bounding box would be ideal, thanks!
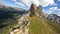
[47,14,60,24]
[29,4,42,17]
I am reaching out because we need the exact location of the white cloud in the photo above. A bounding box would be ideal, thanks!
[42,10,53,14]
[12,0,27,7]
[12,0,32,9]
[12,0,55,7]
[46,10,54,14]
[50,3,58,6]
[57,9,60,11]
[49,11,53,12]
[57,11,60,16]
[39,0,55,7]
[46,11,53,14]
[21,0,31,7]
[58,0,60,1]
[47,7,60,16]
[59,11,60,13]
[31,0,40,6]
[12,0,16,2]
[42,10,45,12]
[43,7,58,14]
[0,0,8,6]
[49,7,58,11]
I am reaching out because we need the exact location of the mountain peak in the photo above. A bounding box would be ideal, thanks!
[29,4,42,17]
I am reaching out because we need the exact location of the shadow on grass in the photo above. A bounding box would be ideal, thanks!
[0,24,8,29]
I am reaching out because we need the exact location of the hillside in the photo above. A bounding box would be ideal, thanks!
[28,4,60,34]
[0,6,28,34]
[0,4,60,34]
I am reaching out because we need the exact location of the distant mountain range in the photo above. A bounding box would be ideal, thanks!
[0,5,28,21]
[0,5,25,11]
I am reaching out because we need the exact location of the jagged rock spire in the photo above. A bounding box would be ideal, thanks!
[29,4,35,17]
[29,4,43,17]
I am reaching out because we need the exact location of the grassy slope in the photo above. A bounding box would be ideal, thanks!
[28,16,60,34]
[0,12,18,34]
[0,8,24,34]
[0,19,18,34]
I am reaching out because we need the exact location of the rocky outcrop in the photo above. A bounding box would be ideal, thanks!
[29,4,42,17]
[10,13,29,34]
[47,14,60,24]
[56,17,60,23]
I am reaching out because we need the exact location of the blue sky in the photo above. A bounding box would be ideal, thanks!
[42,0,60,14]
[0,0,60,16]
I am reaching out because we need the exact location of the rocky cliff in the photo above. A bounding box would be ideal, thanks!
[29,4,43,17]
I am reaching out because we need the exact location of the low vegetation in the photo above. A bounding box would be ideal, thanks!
[0,7,27,34]
[28,4,60,34]
[28,16,60,34]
